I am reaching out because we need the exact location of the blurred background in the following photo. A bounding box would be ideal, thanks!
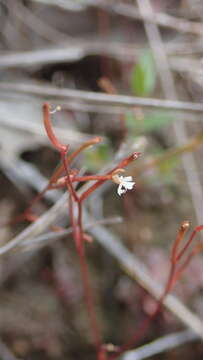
[1,0,203,359]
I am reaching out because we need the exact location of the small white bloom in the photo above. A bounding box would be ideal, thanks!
[115,175,135,196]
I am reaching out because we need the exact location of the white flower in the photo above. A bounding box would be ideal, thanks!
[115,175,135,196]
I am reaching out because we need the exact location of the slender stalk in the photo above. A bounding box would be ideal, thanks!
[43,102,102,355]
[109,220,203,359]
[80,152,140,202]
[171,221,190,264]
[109,263,176,359]
[48,136,102,185]
[43,103,67,153]
[60,151,79,202]
[175,225,203,262]
[76,201,102,350]
[20,137,102,219]
[50,174,113,189]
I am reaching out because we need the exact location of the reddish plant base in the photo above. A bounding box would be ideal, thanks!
[2,102,203,360]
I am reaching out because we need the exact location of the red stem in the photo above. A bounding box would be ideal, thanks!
[50,174,113,189]
[68,195,102,351]
[110,221,203,359]
[20,137,101,217]
[43,103,67,153]
[76,201,102,349]
[175,224,203,262]
[109,262,176,359]
[60,151,79,202]
[80,152,140,203]
[73,174,112,182]
[171,221,190,264]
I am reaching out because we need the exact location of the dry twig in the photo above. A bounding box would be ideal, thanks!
[135,0,203,225]
[1,160,203,341]
[1,82,203,113]
[122,330,198,360]
[28,0,203,37]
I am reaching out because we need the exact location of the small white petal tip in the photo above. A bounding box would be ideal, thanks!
[115,175,135,196]
[50,105,61,114]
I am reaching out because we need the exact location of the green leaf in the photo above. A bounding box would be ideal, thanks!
[131,50,156,96]
[141,112,173,132]
[84,143,112,171]
[125,111,138,132]
[158,152,180,184]
[145,148,180,185]
[125,111,173,133]
[158,155,179,175]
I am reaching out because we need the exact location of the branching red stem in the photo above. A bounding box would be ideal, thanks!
[175,224,203,262]
[79,152,140,202]
[43,103,68,153]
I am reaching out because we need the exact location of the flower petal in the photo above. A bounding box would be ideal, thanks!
[116,175,135,196]
[124,181,135,190]
[117,183,123,196]
[117,184,127,196]
[123,176,133,182]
